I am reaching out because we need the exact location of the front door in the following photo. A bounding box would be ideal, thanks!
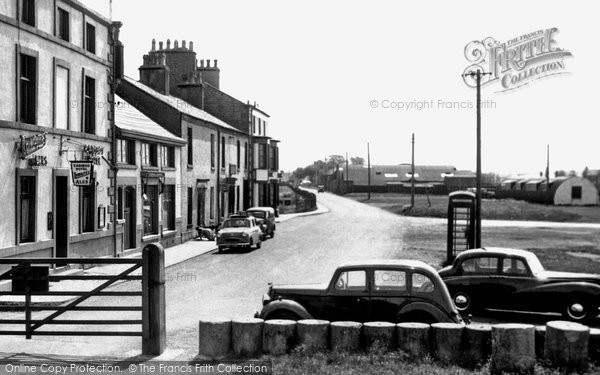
[54,176,69,259]
[197,187,206,227]
[327,269,370,321]
[124,187,136,249]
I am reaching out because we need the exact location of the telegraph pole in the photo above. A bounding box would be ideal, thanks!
[345,152,349,181]
[463,69,491,249]
[546,144,550,186]
[411,133,415,207]
[367,142,371,200]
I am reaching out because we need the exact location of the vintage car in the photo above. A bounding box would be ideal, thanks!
[439,248,600,322]
[216,216,262,253]
[317,185,325,193]
[257,260,463,324]
[246,207,276,239]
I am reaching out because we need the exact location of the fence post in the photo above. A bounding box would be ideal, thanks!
[142,243,166,355]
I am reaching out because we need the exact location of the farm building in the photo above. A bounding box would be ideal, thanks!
[497,176,598,205]
[347,164,458,194]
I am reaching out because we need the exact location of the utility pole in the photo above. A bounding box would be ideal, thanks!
[463,69,491,249]
[367,142,371,200]
[345,152,349,181]
[411,133,415,207]
[546,144,550,186]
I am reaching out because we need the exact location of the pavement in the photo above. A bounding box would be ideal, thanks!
[0,204,330,305]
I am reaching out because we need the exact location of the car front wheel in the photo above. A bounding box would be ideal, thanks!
[564,299,592,322]
[453,291,472,314]
[270,230,275,239]
[256,239,261,249]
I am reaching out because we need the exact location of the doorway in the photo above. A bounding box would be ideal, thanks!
[197,187,206,227]
[54,176,69,259]
[123,186,136,249]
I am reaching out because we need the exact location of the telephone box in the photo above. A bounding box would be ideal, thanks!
[447,191,477,264]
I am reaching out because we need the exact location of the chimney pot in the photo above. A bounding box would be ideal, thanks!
[182,40,186,49]
[214,59,218,68]
[200,59,204,68]
[207,60,211,68]
[174,40,179,49]
[159,41,163,50]
[166,39,171,49]
[151,39,156,51]
[190,41,194,51]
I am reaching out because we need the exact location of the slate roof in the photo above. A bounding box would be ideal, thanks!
[347,164,457,186]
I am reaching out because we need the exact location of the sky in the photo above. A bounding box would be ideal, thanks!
[88,0,598,176]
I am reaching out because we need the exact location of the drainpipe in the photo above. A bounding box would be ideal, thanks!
[110,21,123,257]
[216,129,221,225]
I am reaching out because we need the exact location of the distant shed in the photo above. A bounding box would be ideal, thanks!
[551,177,598,205]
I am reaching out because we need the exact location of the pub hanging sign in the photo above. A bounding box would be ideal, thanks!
[70,161,94,186]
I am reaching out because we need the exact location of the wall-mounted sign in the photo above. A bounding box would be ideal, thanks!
[28,155,48,167]
[255,169,269,182]
[18,133,47,159]
[82,145,104,165]
[70,161,94,186]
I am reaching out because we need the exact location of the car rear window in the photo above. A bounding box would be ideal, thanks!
[412,273,434,293]
[373,270,406,291]
[502,258,527,275]
[335,270,366,291]
[461,257,498,274]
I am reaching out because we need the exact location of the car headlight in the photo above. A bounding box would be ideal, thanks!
[216,232,222,238]
[242,233,249,238]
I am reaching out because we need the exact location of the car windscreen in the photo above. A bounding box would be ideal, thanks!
[526,255,545,275]
[248,211,266,219]
[222,219,250,228]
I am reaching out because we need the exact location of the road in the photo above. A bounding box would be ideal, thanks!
[1,191,596,359]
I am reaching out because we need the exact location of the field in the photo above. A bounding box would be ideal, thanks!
[346,193,600,223]
[345,193,600,273]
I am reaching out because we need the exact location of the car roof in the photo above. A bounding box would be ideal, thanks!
[247,207,275,212]
[337,259,437,273]
[457,247,535,259]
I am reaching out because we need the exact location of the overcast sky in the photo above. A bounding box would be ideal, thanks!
[88,0,598,176]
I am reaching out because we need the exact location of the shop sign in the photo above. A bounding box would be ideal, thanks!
[70,161,94,186]
[28,155,48,167]
[18,133,47,159]
[82,145,104,165]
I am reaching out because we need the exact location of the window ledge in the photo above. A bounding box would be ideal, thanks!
[117,163,137,170]
[161,230,177,239]
[141,166,159,171]
[162,167,176,172]
[142,234,160,243]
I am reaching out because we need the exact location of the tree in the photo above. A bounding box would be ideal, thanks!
[350,156,365,165]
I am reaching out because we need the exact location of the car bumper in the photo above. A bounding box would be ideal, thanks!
[217,238,251,246]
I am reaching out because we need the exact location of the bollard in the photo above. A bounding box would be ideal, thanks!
[263,319,297,355]
[297,319,329,351]
[491,323,535,375]
[431,323,464,363]
[535,325,546,359]
[142,243,166,356]
[363,322,396,352]
[544,320,589,372]
[330,321,362,352]
[232,318,264,357]
[463,323,492,367]
[198,319,231,359]
[396,322,430,359]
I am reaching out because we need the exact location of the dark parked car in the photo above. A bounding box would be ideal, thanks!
[317,185,325,193]
[246,207,276,240]
[257,260,463,324]
[439,248,600,322]
[216,216,262,253]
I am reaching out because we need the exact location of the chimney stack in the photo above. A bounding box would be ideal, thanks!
[139,52,170,95]
[197,58,220,89]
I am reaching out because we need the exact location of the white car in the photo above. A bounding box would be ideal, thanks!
[216,216,262,253]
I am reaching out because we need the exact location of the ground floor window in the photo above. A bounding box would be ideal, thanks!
[19,175,36,242]
[162,185,175,231]
[143,185,158,235]
[80,182,95,233]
